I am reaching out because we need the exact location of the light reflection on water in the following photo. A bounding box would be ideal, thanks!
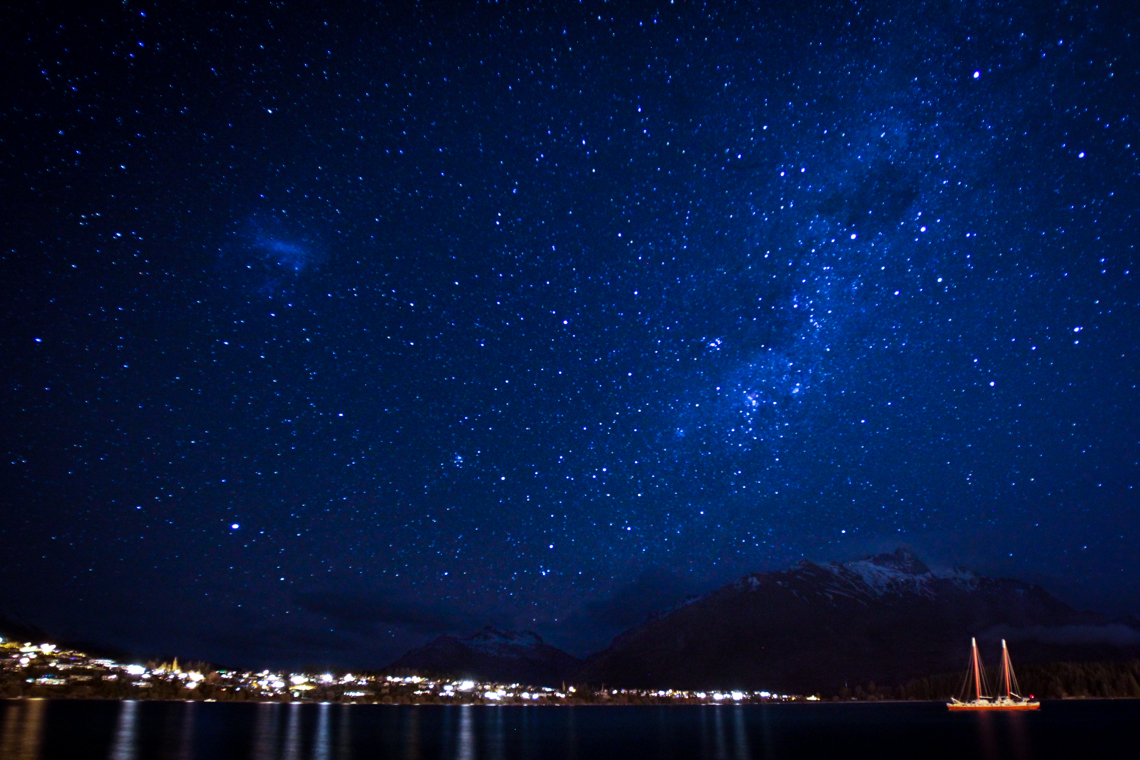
[732,706,750,760]
[403,705,419,760]
[252,703,279,760]
[976,709,1033,760]
[0,698,45,759]
[172,701,195,760]
[0,701,874,760]
[335,701,351,760]
[455,705,474,760]
[313,703,330,760]
[108,700,137,760]
[486,706,504,760]
[0,699,1133,759]
[700,704,752,760]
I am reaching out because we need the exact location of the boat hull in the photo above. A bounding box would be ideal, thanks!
[947,701,1040,711]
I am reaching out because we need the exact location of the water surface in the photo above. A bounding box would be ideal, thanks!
[1,699,1134,760]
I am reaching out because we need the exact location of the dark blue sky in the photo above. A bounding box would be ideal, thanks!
[3,0,1138,669]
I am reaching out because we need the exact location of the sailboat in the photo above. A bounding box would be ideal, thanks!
[947,637,1040,711]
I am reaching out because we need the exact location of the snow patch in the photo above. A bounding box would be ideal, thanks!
[464,628,543,655]
[809,558,980,601]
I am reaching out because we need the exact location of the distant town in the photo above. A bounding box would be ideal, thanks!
[0,636,815,705]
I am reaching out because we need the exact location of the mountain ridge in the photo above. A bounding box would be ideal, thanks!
[573,548,1139,692]
[385,626,580,685]
[377,549,1139,691]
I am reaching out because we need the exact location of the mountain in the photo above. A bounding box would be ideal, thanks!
[0,612,51,644]
[574,548,1140,694]
[386,627,580,686]
[0,612,138,662]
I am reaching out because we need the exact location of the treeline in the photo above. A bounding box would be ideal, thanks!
[892,660,1140,701]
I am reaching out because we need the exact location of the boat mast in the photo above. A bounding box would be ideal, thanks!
[1003,638,1012,697]
[972,637,983,701]
[948,638,1038,710]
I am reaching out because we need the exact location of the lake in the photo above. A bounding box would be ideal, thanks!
[1,699,1136,759]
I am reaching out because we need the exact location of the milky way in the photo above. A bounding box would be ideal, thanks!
[2,1,1137,668]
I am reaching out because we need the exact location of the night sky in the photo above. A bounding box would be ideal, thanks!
[3,1,1138,670]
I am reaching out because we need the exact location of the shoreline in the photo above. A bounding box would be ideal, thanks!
[5,695,1138,706]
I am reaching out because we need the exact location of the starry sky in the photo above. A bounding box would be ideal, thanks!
[3,0,1138,670]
